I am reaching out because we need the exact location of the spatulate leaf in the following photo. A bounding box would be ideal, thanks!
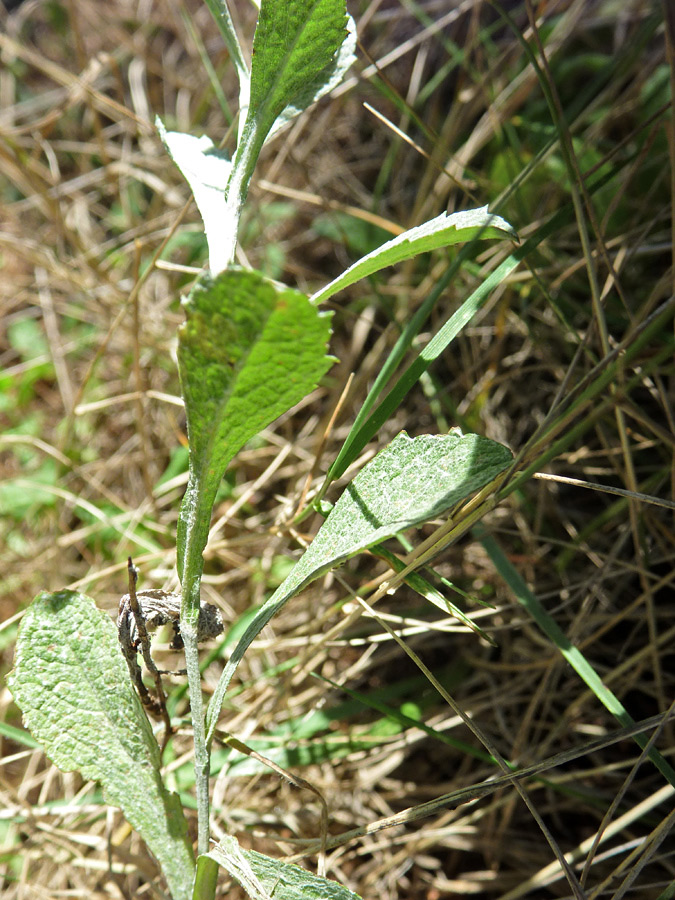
[8,591,195,900]
[247,0,348,143]
[176,268,334,591]
[206,431,512,742]
[290,432,513,584]
[209,836,363,900]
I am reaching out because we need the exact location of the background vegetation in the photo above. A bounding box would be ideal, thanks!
[1,1,673,898]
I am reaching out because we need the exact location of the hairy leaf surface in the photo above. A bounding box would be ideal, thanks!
[311,207,517,305]
[206,431,512,742]
[8,591,195,900]
[177,268,333,590]
[210,836,363,900]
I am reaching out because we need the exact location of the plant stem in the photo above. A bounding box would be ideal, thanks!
[178,480,212,855]
[175,104,266,861]
[192,853,219,900]
[183,627,210,856]
[218,119,262,271]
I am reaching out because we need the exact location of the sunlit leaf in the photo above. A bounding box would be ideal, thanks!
[311,207,518,306]
[206,431,512,742]
[210,836,363,900]
[8,591,195,900]
[176,268,333,594]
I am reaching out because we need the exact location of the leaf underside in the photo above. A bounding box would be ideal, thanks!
[206,430,513,742]
[8,591,195,900]
[210,836,363,900]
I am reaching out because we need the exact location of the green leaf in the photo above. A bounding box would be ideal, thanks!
[310,207,518,306]
[209,836,363,900]
[8,591,195,900]
[266,12,357,141]
[176,268,333,598]
[216,0,351,270]
[321,239,528,491]
[206,431,512,742]
[247,0,348,142]
[159,5,354,275]
[288,432,512,583]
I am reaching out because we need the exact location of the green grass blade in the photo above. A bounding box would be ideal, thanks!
[479,531,675,788]
[323,247,524,488]
[370,545,496,645]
